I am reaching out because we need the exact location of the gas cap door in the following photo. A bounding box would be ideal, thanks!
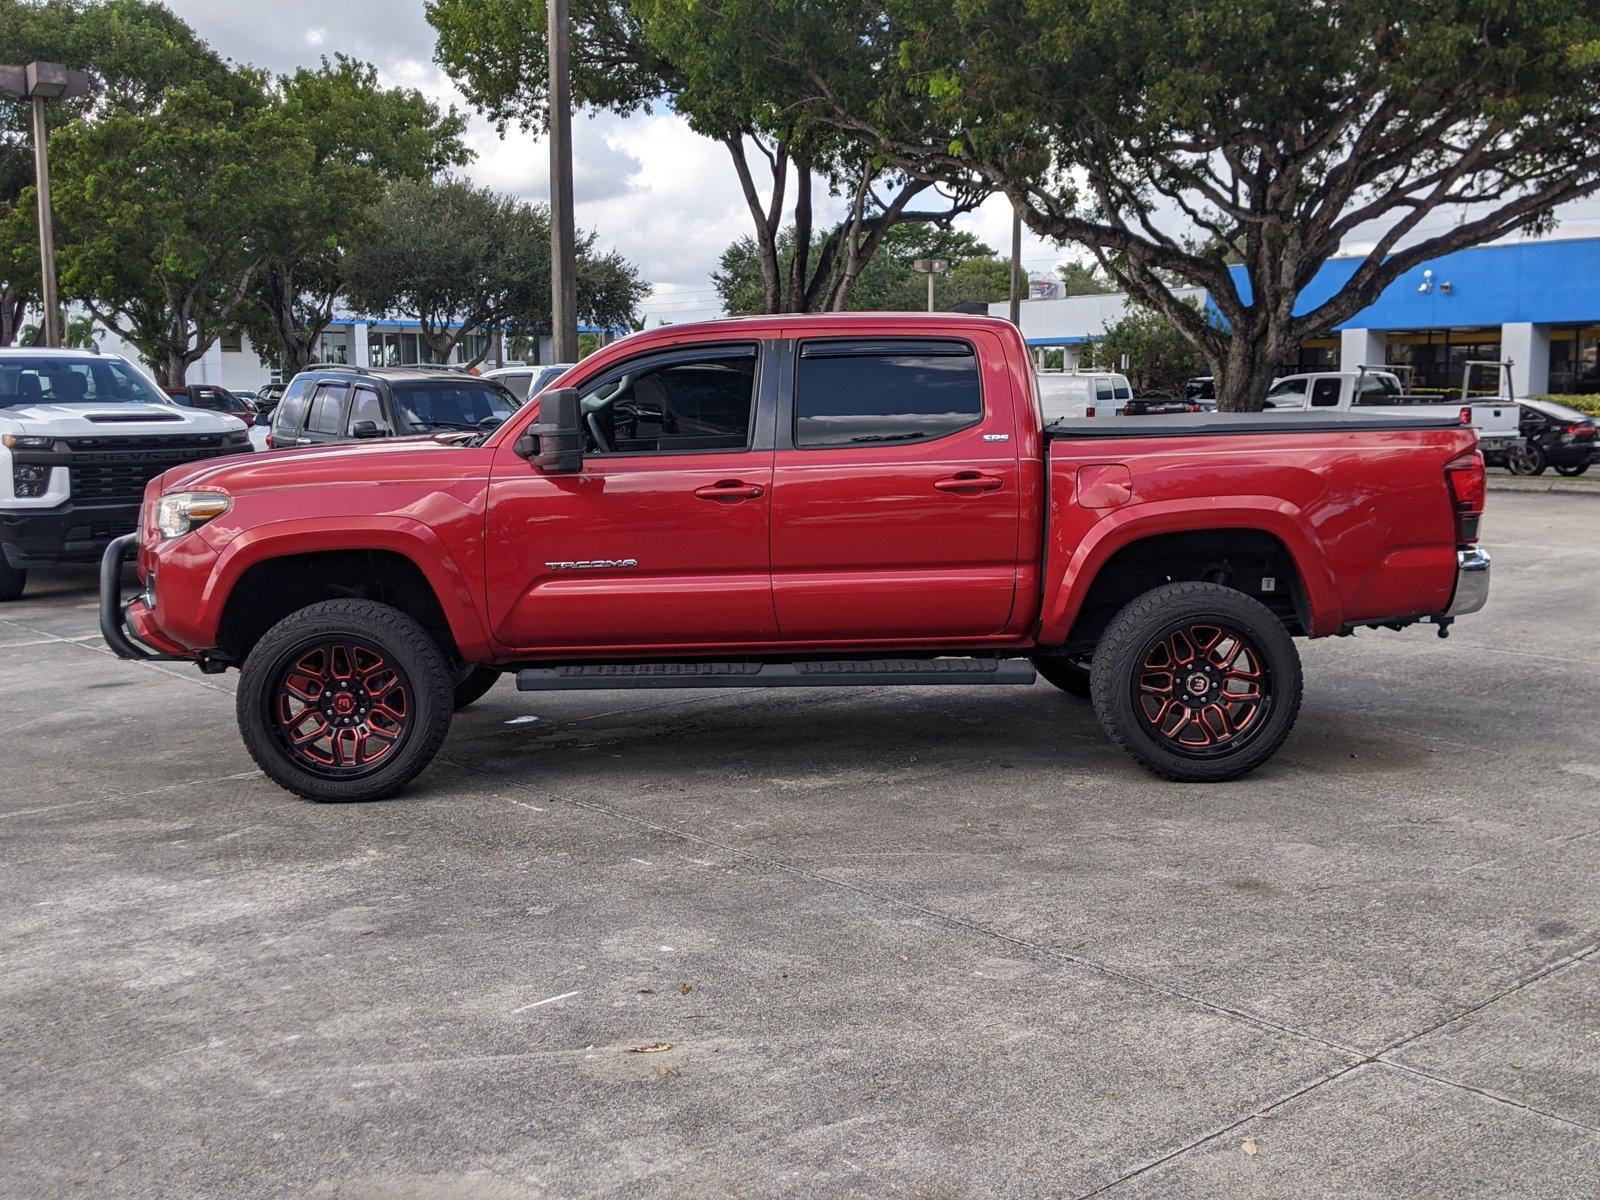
[1077,463,1133,509]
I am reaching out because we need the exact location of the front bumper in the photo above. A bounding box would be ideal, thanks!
[1443,547,1491,618]
[99,532,186,660]
[1,499,140,568]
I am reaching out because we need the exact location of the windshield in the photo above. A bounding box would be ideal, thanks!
[391,379,520,432]
[0,355,171,408]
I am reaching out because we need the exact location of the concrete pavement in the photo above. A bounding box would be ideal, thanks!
[2,491,1597,1197]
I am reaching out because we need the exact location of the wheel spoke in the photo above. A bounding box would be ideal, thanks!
[271,637,412,779]
[1137,620,1274,759]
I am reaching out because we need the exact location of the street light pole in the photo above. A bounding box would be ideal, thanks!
[1008,204,1023,327]
[912,258,950,313]
[546,0,578,363]
[1,62,91,349]
[29,95,60,347]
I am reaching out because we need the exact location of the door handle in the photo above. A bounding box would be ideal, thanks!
[694,480,765,501]
[934,472,1003,493]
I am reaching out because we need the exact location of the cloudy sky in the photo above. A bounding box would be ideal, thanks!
[167,0,1600,327]
[163,0,1076,328]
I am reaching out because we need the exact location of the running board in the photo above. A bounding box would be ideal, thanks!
[516,656,1036,691]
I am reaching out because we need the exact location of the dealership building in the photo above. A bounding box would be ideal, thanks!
[992,233,1600,397]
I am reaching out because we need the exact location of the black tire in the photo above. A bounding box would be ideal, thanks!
[1090,582,1302,783]
[237,599,454,803]
[1507,441,1547,476]
[1031,653,1092,698]
[0,557,25,602]
[452,664,502,710]
[1554,462,1589,478]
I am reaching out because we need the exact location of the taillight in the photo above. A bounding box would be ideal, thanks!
[1085,405,1096,418]
[264,432,274,449]
[1459,406,1472,425]
[1567,422,1596,441]
[1445,451,1485,545]
[1122,404,1134,416]
[1187,403,1201,413]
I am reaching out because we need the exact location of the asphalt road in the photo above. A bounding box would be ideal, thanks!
[3,492,1598,1199]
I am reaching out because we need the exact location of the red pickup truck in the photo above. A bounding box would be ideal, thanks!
[101,314,1490,801]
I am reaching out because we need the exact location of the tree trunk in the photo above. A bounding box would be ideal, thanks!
[1211,314,1284,412]
[163,349,188,389]
[1,287,25,346]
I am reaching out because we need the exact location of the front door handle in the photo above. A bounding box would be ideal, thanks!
[934,472,1003,494]
[694,480,765,501]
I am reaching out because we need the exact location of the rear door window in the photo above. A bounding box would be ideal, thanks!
[306,383,349,436]
[794,339,982,447]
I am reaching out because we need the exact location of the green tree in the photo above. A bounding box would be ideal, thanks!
[0,0,244,344]
[344,177,647,367]
[1088,304,1210,396]
[241,57,470,375]
[1056,261,1112,297]
[427,0,985,313]
[38,79,309,384]
[722,0,1600,409]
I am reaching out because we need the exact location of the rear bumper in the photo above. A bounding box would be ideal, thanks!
[1443,547,1491,618]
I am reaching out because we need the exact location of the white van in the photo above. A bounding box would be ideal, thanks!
[1036,370,1133,422]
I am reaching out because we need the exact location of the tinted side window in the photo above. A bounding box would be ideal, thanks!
[346,387,390,434]
[273,376,315,435]
[306,383,348,435]
[580,349,757,454]
[795,340,981,448]
[1311,378,1342,407]
[1095,378,1114,402]
[499,372,533,401]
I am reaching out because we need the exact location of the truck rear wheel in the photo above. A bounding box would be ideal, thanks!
[1090,582,1302,782]
[0,558,25,602]
[237,599,455,803]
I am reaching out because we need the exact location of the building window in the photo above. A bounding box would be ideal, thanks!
[315,329,349,364]
[219,330,243,353]
[1386,328,1502,394]
[1549,325,1600,395]
[369,330,401,367]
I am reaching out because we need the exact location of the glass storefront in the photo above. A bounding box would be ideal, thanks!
[1386,328,1503,395]
[1548,325,1600,395]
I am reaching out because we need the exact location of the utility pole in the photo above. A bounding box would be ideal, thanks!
[912,258,949,313]
[1008,205,1023,326]
[547,0,578,363]
[2,62,91,348]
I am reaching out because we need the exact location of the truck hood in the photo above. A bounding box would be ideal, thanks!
[0,400,244,436]
[160,432,473,493]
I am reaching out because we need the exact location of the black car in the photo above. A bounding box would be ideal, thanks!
[267,364,522,449]
[165,383,260,427]
[254,381,287,415]
[1496,398,1600,477]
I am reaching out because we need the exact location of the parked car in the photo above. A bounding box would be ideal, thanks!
[1124,393,1203,416]
[103,313,1489,801]
[1036,370,1134,421]
[1185,376,1216,402]
[0,348,250,601]
[1260,364,1520,456]
[166,383,260,427]
[483,363,576,402]
[1492,398,1600,476]
[265,364,521,449]
[254,381,286,414]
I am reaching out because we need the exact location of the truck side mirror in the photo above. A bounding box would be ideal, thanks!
[514,386,583,474]
[351,420,384,439]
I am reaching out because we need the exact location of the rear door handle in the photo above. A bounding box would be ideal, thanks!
[694,480,764,501]
[934,473,1003,493]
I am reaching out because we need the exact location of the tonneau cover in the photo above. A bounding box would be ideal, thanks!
[1045,412,1465,439]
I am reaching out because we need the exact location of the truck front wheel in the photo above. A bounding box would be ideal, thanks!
[1090,582,1302,782]
[237,599,455,802]
[0,558,25,602]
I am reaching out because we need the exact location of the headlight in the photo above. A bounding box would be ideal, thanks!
[227,428,251,444]
[3,434,52,450]
[156,491,231,539]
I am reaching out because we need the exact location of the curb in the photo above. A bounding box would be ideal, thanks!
[1487,478,1600,497]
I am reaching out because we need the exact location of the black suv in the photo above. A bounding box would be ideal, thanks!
[267,364,522,449]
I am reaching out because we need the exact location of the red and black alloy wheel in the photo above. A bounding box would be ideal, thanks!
[1133,622,1273,758]
[269,639,415,777]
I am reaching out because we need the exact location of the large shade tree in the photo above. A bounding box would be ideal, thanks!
[344,177,647,368]
[0,0,244,344]
[240,57,470,375]
[426,0,987,314]
[711,0,1600,409]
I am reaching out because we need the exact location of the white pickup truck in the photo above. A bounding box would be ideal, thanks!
[1261,363,1520,454]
